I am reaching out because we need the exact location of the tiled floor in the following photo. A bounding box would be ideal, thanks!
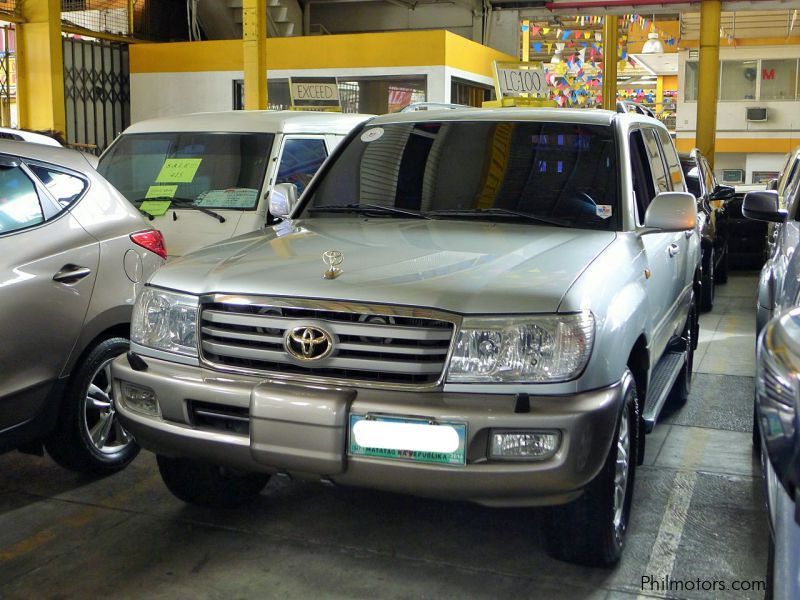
[0,273,767,599]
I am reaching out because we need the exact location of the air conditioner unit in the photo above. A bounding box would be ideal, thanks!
[746,107,768,122]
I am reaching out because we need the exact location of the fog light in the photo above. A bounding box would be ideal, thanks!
[120,382,159,416]
[489,430,560,460]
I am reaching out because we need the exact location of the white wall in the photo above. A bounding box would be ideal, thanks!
[131,71,244,123]
[746,153,786,179]
[130,66,465,123]
[676,46,800,135]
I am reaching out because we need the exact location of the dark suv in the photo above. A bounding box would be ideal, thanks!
[680,149,735,311]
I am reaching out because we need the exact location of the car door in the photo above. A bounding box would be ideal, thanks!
[630,128,681,360]
[0,156,99,429]
[655,128,697,295]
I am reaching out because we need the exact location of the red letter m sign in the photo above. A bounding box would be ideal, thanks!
[763,68,776,80]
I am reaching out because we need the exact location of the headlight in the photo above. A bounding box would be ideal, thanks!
[131,287,198,356]
[446,312,594,383]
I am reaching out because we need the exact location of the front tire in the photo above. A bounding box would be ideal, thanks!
[543,372,639,567]
[157,455,271,508]
[44,337,139,474]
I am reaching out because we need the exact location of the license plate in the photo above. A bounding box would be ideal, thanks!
[348,414,467,466]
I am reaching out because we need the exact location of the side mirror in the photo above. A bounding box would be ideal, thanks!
[743,190,786,223]
[642,192,698,233]
[269,182,298,219]
[709,184,735,202]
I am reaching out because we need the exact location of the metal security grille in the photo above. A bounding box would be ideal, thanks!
[61,0,130,36]
[63,37,130,155]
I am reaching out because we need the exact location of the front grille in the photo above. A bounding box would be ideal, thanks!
[199,297,456,386]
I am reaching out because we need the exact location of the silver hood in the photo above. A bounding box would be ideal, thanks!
[152,218,616,314]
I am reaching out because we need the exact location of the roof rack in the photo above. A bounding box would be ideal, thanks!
[399,102,470,112]
[616,101,656,119]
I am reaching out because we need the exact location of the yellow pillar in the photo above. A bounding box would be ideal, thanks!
[697,0,721,168]
[655,75,664,115]
[17,0,65,133]
[521,19,530,62]
[243,0,267,110]
[602,16,619,111]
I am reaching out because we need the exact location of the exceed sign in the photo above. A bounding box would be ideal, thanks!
[289,77,341,110]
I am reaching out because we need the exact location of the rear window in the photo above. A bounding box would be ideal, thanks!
[305,120,620,231]
[97,132,273,210]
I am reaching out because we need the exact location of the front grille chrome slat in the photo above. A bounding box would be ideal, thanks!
[202,340,444,374]
[202,309,452,342]
[199,296,458,388]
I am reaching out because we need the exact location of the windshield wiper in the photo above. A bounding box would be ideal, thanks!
[426,208,570,228]
[308,203,432,220]
[135,196,226,223]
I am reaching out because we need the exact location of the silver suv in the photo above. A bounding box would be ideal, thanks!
[0,141,165,473]
[112,108,699,566]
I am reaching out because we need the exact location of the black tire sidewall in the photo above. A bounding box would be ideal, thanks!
[46,337,139,472]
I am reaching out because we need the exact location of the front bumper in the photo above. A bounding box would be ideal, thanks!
[113,354,624,507]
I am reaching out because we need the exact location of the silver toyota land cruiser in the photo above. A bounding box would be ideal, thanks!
[112,108,700,566]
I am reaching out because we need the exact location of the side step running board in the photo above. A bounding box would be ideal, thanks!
[643,350,686,432]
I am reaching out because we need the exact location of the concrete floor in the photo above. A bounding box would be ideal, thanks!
[0,273,767,599]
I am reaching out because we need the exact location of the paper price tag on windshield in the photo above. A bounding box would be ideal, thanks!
[139,200,172,216]
[155,158,202,183]
[195,188,258,208]
[145,184,178,199]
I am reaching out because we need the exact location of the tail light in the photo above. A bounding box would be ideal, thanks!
[131,229,167,260]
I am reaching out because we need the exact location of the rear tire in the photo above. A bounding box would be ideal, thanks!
[157,455,270,508]
[44,337,139,474]
[543,371,639,567]
[700,248,715,312]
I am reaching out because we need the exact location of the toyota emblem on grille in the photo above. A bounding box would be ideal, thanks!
[285,326,333,361]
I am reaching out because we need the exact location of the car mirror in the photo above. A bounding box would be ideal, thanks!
[642,192,698,233]
[767,178,779,191]
[709,184,735,202]
[743,190,786,223]
[269,182,298,219]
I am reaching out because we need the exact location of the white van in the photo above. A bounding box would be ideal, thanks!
[97,111,371,257]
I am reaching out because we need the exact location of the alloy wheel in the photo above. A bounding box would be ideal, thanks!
[613,402,631,542]
[82,358,133,454]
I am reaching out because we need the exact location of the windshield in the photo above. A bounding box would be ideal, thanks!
[97,132,273,210]
[303,120,619,230]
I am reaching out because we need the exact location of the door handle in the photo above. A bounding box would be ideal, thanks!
[668,243,680,258]
[53,264,92,285]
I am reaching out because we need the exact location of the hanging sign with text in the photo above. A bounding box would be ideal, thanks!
[496,66,548,98]
[289,77,341,110]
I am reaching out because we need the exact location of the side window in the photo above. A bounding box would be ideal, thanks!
[275,138,328,195]
[629,130,656,225]
[642,129,671,193]
[0,166,45,234]
[657,129,685,191]
[28,164,87,208]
